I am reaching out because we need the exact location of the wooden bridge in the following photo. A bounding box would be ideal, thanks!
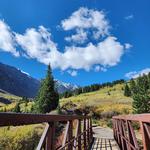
[0,113,150,150]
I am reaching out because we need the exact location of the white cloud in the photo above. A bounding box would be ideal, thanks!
[125,43,132,49]
[125,68,150,79]
[0,7,132,76]
[94,65,107,72]
[61,7,110,42]
[15,25,126,71]
[67,70,78,76]
[125,15,134,20]
[61,36,124,71]
[0,20,19,56]
[65,29,87,44]
[15,25,61,68]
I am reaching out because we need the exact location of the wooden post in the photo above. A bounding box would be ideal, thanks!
[78,119,82,150]
[45,122,55,150]
[87,118,90,145]
[62,121,70,147]
[83,118,87,150]
[127,121,139,150]
[120,120,127,150]
[68,120,73,150]
[140,122,150,150]
[37,124,49,150]
[90,118,93,141]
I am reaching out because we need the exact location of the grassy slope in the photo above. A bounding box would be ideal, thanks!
[0,92,34,112]
[60,83,133,114]
[0,92,20,109]
[0,83,133,114]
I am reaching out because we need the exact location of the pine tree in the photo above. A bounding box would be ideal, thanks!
[124,83,131,97]
[131,76,150,113]
[13,102,21,113]
[147,72,150,89]
[34,64,59,113]
[129,79,137,94]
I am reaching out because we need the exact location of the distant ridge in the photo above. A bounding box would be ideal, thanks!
[0,62,78,97]
[0,62,40,97]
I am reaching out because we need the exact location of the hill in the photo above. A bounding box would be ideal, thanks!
[0,62,40,98]
[60,83,133,121]
[0,62,78,98]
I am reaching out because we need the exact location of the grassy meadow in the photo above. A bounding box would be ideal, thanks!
[0,83,133,149]
[60,83,133,127]
[60,83,132,114]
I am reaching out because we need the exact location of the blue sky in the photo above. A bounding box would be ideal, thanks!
[0,0,150,86]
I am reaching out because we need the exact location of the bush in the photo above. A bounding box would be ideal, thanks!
[0,125,43,150]
[107,119,113,128]
[100,111,119,119]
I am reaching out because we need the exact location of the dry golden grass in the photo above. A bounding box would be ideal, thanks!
[60,83,133,114]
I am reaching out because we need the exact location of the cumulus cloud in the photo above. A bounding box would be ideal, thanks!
[125,14,134,20]
[61,36,124,71]
[65,29,87,44]
[67,70,78,76]
[15,25,125,71]
[0,20,19,56]
[61,7,110,43]
[125,43,132,49]
[0,7,132,76]
[15,26,61,68]
[94,65,107,72]
[125,68,150,79]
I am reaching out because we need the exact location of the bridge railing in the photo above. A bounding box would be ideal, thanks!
[0,113,93,150]
[113,114,150,150]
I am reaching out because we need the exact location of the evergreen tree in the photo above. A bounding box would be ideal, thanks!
[129,79,137,95]
[13,102,21,113]
[131,76,150,113]
[124,83,131,97]
[147,72,150,89]
[34,64,59,113]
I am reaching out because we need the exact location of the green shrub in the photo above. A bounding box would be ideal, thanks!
[107,119,113,128]
[0,125,43,150]
[100,111,119,119]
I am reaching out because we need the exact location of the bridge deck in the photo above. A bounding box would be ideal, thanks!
[91,126,119,150]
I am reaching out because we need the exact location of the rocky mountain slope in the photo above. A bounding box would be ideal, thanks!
[0,62,78,97]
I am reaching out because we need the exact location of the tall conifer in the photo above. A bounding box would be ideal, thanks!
[35,64,59,113]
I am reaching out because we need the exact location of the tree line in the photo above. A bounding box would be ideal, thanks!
[60,79,125,98]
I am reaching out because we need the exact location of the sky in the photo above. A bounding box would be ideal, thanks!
[0,0,150,86]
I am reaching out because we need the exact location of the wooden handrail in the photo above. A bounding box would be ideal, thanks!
[0,112,93,150]
[113,114,150,150]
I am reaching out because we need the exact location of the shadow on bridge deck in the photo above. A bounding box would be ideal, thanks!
[91,126,119,150]
[91,138,119,150]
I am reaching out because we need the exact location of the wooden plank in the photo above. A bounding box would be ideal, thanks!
[78,120,82,150]
[127,121,139,149]
[68,120,73,150]
[0,113,91,126]
[36,123,49,150]
[62,121,70,147]
[45,122,55,150]
[73,120,79,150]
[140,122,150,150]
[83,118,87,150]
[113,114,150,123]
[87,118,90,145]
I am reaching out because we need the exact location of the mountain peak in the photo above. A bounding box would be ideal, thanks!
[0,62,78,97]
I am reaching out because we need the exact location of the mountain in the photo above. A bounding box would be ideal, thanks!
[55,80,78,93]
[0,62,78,97]
[0,62,40,98]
